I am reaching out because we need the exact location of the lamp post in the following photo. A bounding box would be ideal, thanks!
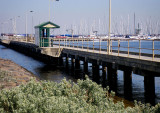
[9,19,13,34]
[25,11,33,42]
[25,13,28,42]
[14,16,20,36]
[13,17,17,36]
[1,22,7,36]
[49,0,59,21]
[108,0,111,54]
[9,16,20,36]
[10,18,14,35]
[1,23,4,35]
[30,11,34,40]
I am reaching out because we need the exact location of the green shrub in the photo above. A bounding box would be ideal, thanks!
[0,76,160,113]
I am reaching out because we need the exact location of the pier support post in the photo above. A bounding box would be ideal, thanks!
[92,62,100,84]
[65,56,69,73]
[71,57,75,69]
[75,58,80,69]
[75,56,80,78]
[84,58,88,75]
[102,64,107,88]
[144,74,155,105]
[112,68,118,93]
[124,67,132,101]
[71,57,75,76]
[58,57,63,66]
[107,63,117,92]
[66,56,69,67]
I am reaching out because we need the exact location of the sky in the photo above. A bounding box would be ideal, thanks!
[0,0,160,35]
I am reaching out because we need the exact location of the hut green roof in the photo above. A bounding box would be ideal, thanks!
[35,21,60,29]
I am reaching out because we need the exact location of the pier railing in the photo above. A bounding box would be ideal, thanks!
[0,36,34,43]
[39,38,160,62]
[0,36,159,62]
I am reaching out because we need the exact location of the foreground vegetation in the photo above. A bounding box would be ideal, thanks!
[0,76,160,113]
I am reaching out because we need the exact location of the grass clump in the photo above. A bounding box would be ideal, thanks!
[0,76,160,113]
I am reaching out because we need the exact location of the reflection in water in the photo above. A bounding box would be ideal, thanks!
[0,45,160,105]
[35,64,77,83]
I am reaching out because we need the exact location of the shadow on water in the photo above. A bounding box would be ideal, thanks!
[34,64,77,83]
[1,47,8,50]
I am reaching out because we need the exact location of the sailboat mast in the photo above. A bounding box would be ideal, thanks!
[134,13,136,35]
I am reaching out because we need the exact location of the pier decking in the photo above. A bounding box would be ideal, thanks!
[60,45,160,73]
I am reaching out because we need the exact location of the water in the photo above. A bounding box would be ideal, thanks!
[0,45,76,82]
[0,42,160,105]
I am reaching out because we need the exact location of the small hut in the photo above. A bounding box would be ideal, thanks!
[34,21,60,47]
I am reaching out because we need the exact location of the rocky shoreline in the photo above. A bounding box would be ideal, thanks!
[0,57,37,89]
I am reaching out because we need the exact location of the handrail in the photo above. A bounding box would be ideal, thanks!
[49,38,160,61]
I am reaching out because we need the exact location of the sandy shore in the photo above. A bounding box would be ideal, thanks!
[0,58,37,89]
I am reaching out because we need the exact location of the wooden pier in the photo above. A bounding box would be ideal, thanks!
[49,38,160,105]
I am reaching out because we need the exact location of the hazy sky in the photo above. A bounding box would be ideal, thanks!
[0,0,160,35]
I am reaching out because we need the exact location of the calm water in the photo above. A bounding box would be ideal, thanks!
[0,42,160,105]
[0,45,75,82]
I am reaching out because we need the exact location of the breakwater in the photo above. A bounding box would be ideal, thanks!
[0,40,59,65]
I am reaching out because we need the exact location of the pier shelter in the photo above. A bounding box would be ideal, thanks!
[35,21,60,47]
